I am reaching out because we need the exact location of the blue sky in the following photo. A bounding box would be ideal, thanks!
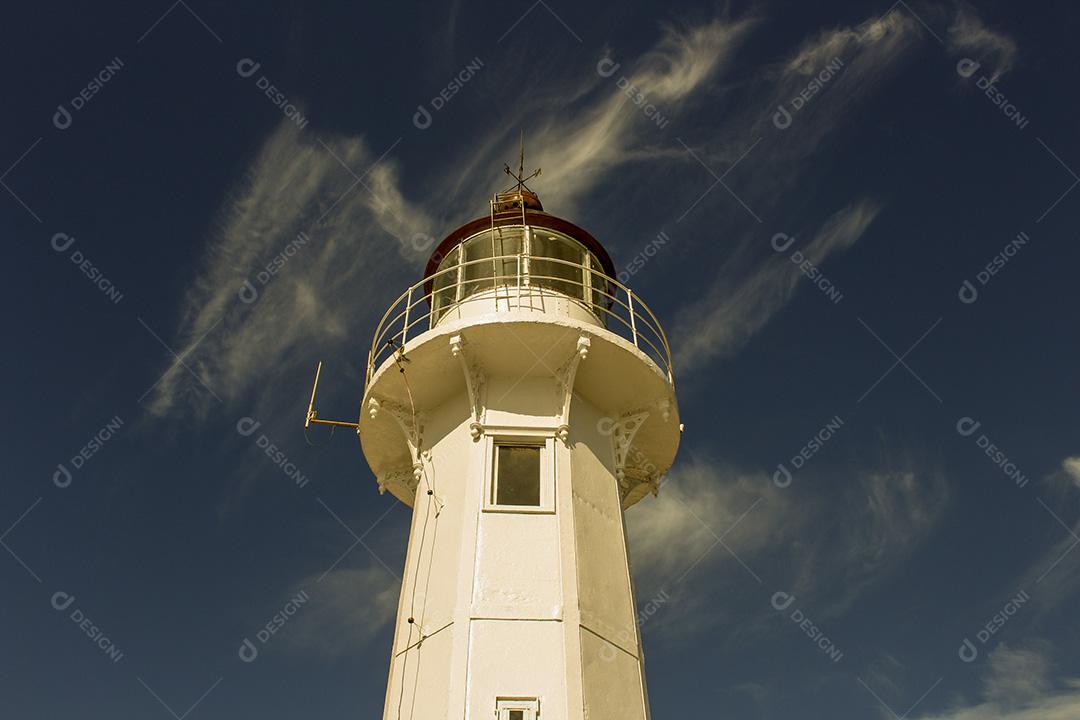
[3,1,1080,718]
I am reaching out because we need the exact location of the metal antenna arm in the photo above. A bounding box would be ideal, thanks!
[304,361,323,427]
[304,361,360,431]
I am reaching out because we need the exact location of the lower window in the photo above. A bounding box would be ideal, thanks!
[496,697,539,720]
[494,444,542,506]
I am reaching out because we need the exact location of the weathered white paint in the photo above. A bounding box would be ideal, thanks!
[361,270,680,720]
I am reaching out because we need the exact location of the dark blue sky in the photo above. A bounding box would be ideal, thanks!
[4,1,1080,718]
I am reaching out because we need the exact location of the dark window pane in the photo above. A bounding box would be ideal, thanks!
[496,445,541,506]
[509,711,525,720]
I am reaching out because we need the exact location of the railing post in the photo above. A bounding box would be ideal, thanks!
[627,288,639,347]
[402,285,412,347]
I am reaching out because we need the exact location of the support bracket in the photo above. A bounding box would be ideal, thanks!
[554,335,590,443]
[449,334,486,440]
[377,467,421,498]
[610,410,649,481]
[368,396,425,482]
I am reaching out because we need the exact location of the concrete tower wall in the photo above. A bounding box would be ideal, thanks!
[380,374,648,720]
[568,399,648,720]
[382,394,472,720]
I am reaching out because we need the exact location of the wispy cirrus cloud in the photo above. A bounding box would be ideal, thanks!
[914,643,1080,720]
[666,8,933,375]
[282,567,400,659]
[444,15,761,216]
[801,463,950,619]
[658,4,1005,383]
[625,444,949,645]
[947,4,1019,82]
[530,16,760,214]
[672,200,881,372]
[994,457,1080,622]
[1062,456,1080,489]
[145,123,433,419]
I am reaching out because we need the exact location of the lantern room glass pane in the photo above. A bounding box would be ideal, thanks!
[427,225,610,326]
[587,254,611,311]
[431,245,459,322]
[529,230,585,300]
[462,228,523,300]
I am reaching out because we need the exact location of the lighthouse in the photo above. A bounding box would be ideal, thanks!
[355,155,680,720]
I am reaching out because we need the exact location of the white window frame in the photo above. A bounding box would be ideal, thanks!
[496,697,539,720]
[483,430,556,514]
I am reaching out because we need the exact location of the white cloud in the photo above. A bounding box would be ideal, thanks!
[666,8,930,375]
[672,200,881,372]
[145,122,432,418]
[791,459,949,619]
[982,644,1052,707]
[862,653,909,705]
[1062,457,1080,489]
[918,692,1080,720]
[947,5,1018,82]
[538,17,758,212]
[625,447,948,643]
[626,459,796,590]
[914,645,1080,720]
[992,458,1080,624]
[624,458,796,645]
[282,567,400,659]
[447,16,760,217]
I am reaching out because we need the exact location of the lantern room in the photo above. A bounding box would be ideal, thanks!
[364,187,673,388]
[424,189,618,327]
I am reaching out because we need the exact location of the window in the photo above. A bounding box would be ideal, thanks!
[430,245,460,322]
[494,444,541,507]
[485,435,555,513]
[585,254,612,312]
[497,698,539,720]
[461,227,524,300]
[530,230,585,299]
[428,225,611,324]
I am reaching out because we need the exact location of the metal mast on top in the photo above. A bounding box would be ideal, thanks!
[490,130,542,304]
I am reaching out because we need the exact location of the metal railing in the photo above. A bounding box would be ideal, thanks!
[365,252,674,388]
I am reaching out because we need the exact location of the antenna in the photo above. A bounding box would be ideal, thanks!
[304,361,360,431]
[518,129,525,183]
[503,129,541,193]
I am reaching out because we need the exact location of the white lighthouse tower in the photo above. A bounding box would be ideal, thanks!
[355,157,680,720]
